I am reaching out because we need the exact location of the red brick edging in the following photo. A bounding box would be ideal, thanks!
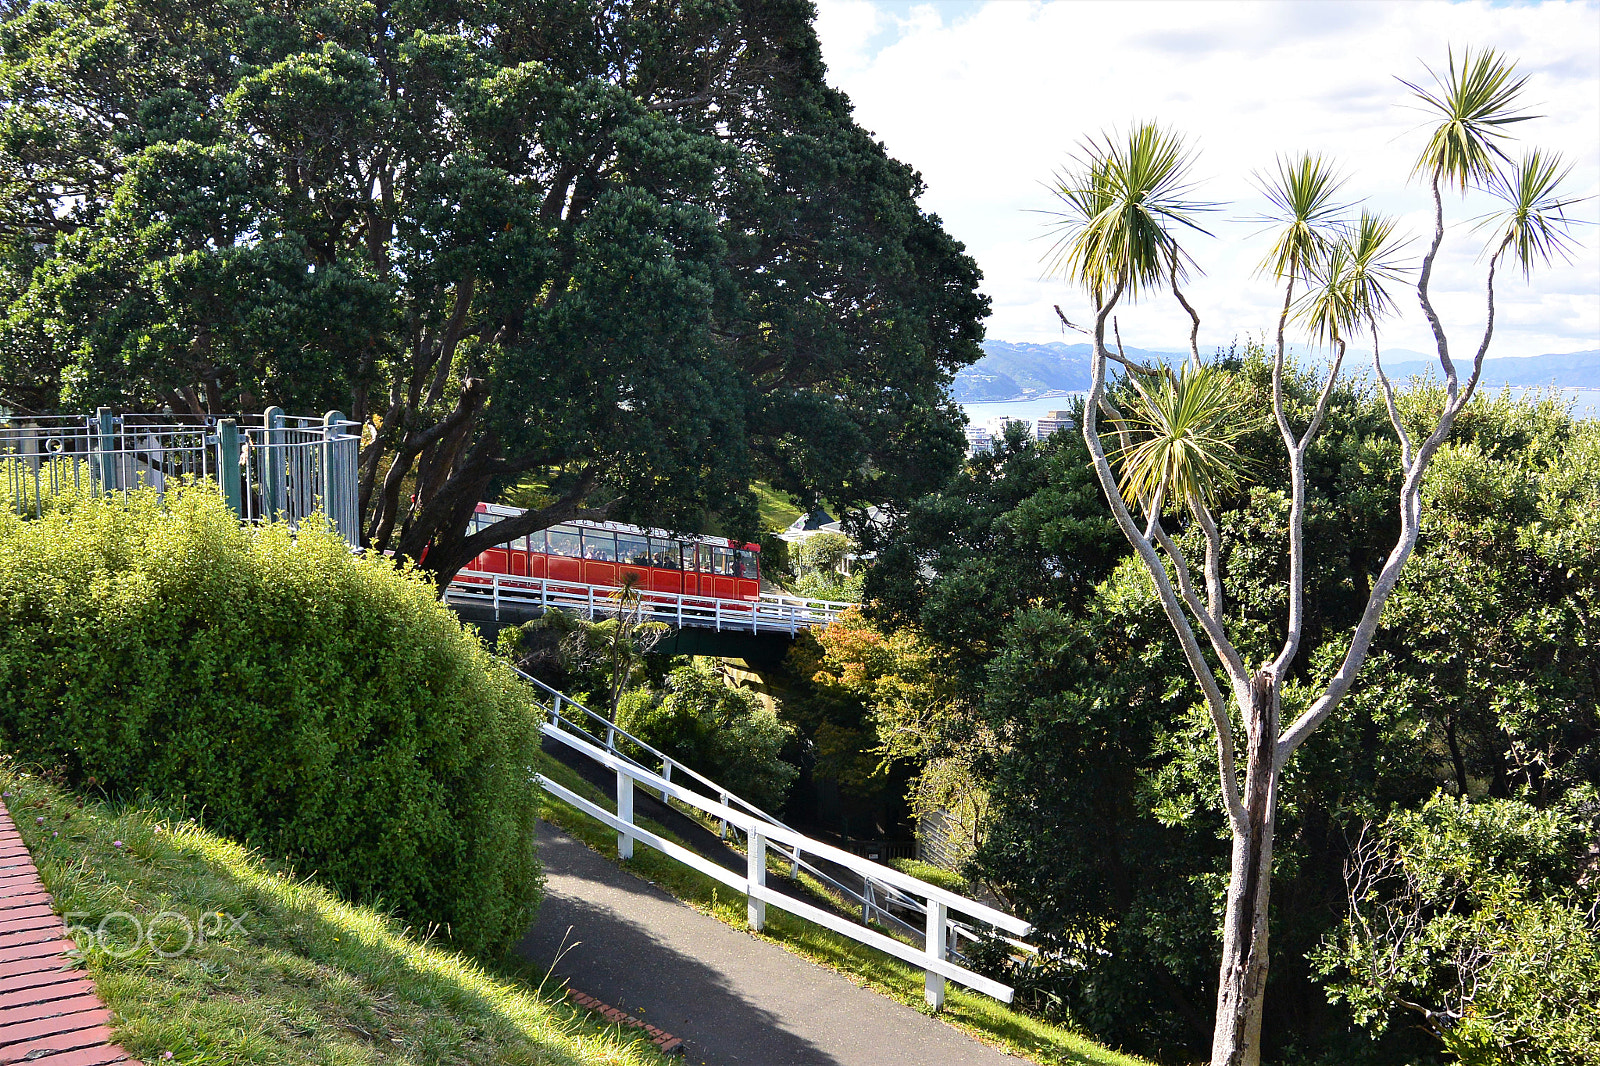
[566,988,683,1055]
[0,801,139,1065]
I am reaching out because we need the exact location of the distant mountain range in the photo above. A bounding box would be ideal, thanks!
[951,340,1600,402]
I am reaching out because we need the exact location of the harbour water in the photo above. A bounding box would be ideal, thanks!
[961,386,1600,426]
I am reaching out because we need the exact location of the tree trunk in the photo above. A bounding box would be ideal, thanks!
[1212,671,1279,1066]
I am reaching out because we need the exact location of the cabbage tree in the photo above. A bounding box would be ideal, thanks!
[1046,48,1580,1066]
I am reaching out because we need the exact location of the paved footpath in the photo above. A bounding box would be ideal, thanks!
[518,821,1020,1066]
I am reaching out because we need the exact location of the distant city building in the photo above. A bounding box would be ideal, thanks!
[964,425,993,455]
[1035,410,1075,439]
[985,416,1032,440]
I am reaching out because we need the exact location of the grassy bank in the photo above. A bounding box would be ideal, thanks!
[534,752,1149,1066]
[1,763,671,1066]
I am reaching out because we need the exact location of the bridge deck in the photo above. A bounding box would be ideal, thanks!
[445,569,849,634]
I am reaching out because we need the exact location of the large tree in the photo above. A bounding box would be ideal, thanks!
[1047,50,1581,1065]
[0,0,986,582]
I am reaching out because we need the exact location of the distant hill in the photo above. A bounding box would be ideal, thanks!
[1374,350,1599,388]
[951,340,1180,400]
[952,342,1599,401]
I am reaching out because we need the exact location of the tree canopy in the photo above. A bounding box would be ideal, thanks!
[841,357,1600,1063]
[0,0,988,580]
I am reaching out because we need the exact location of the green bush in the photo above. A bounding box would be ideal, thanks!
[0,486,543,955]
[793,569,864,603]
[791,531,853,576]
[616,659,797,810]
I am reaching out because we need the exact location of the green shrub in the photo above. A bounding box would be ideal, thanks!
[793,569,865,603]
[791,531,853,576]
[616,659,797,810]
[0,486,542,955]
[889,857,969,894]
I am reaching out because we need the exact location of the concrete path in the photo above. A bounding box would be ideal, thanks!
[519,822,1018,1066]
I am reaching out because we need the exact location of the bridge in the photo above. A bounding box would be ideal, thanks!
[443,568,851,636]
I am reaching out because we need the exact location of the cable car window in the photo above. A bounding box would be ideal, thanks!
[682,543,699,571]
[582,530,616,561]
[618,533,650,565]
[547,526,581,557]
[529,530,547,553]
[737,549,758,578]
[650,537,679,568]
[711,546,733,575]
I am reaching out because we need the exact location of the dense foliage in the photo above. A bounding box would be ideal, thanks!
[617,658,796,811]
[0,488,544,955]
[0,0,988,582]
[835,357,1600,1064]
[1313,793,1600,1065]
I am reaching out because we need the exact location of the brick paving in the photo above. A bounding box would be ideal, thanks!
[567,989,684,1055]
[0,801,138,1066]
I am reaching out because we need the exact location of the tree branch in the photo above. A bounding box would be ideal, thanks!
[1081,280,1249,831]
[1278,240,1511,765]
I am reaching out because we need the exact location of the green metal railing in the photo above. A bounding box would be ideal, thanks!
[1,408,361,545]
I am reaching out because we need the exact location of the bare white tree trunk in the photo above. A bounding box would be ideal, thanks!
[1075,183,1512,1060]
[1211,673,1278,1066]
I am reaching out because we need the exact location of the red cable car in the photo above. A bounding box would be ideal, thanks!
[464,503,763,601]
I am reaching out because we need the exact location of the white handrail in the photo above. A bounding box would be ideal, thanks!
[545,722,1029,936]
[445,568,851,634]
[537,720,1030,1004]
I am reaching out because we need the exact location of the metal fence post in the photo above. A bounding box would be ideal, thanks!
[262,406,285,520]
[925,899,948,1009]
[321,410,354,542]
[217,419,242,518]
[95,407,117,496]
[747,828,767,931]
[616,769,635,860]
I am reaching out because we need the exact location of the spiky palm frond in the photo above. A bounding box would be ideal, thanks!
[1403,47,1536,191]
[1476,149,1585,278]
[1113,361,1251,510]
[1252,152,1351,283]
[1294,242,1359,348]
[1044,122,1216,301]
[1346,210,1412,324]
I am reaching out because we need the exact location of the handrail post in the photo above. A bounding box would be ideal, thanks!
[616,769,634,860]
[493,575,500,621]
[925,900,948,1009]
[747,828,767,931]
[218,419,242,518]
[718,792,730,839]
[95,407,117,496]
[262,406,285,520]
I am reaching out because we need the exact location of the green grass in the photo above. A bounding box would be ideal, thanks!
[750,481,804,532]
[533,753,1149,1066]
[0,762,673,1066]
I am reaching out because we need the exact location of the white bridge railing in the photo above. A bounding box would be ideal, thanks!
[525,669,1033,1006]
[447,569,851,634]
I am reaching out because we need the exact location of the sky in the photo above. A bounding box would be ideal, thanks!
[812,0,1600,358]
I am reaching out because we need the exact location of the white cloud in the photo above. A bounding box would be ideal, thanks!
[815,0,1600,358]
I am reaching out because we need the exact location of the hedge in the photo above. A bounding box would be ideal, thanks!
[0,486,542,955]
